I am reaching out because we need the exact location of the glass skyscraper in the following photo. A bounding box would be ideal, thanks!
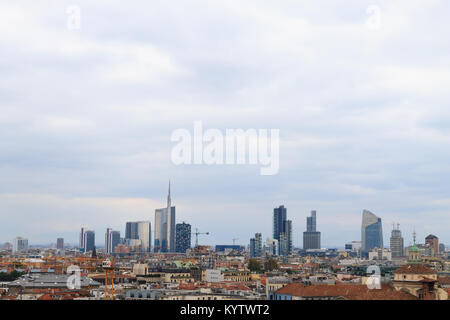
[361,210,383,255]
[124,221,151,252]
[250,233,262,258]
[272,205,292,255]
[154,182,176,253]
[303,210,321,250]
[175,222,191,253]
[105,228,120,254]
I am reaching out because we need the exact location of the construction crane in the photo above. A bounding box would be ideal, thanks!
[102,258,115,300]
[192,228,209,247]
[232,238,239,245]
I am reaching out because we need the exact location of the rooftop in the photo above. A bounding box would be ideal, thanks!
[275,283,418,300]
[394,264,436,275]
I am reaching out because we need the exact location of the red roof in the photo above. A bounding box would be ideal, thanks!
[275,283,418,300]
[394,264,436,275]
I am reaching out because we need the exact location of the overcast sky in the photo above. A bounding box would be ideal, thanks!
[1,0,449,248]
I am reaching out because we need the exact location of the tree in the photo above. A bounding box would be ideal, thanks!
[264,258,279,271]
[248,258,262,272]
[0,270,24,282]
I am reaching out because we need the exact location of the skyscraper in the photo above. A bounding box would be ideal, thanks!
[56,238,64,250]
[303,210,321,250]
[272,205,292,255]
[13,237,28,253]
[307,210,317,232]
[361,210,383,255]
[280,220,293,255]
[79,227,85,249]
[250,233,262,258]
[125,222,139,240]
[81,230,95,252]
[154,182,176,253]
[273,205,287,241]
[390,224,404,258]
[105,228,120,254]
[125,221,151,252]
[175,222,191,253]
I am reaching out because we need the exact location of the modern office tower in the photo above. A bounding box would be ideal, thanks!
[105,228,121,254]
[390,224,404,258]
[137,221,151,252]
[439,243,445,253]
[272,206,293,255]
[361,210,383,255]
[279,220,293,255]
[79,227,85,249]
[13,237,28,253]
[250,233,263,258]
[273,205,287,241]
[125,222,139,240]
[425,234,439,256]
[80,230,95,252]
[125,221,151,252]
[303,210,321,250]
[154,182,176,252]
[175,222,191,253]
[56,238,64,250]
[307,210,317,232]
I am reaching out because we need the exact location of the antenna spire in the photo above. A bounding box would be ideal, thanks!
[167,180,171,208]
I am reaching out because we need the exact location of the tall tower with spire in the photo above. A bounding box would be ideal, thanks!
[168,180,171,208]
[154,180,176,253]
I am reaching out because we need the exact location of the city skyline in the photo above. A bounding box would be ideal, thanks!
[3,203,446,251]
[1,1,450,247]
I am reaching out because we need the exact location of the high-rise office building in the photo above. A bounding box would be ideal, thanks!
[56,238,64,250]
[79,227,85,249]
[273,205,287,241]
[175,222,191,253]
[390,224,404,258]
[425,234,439,256]
[361,210,383,255]
[272,205,292,255]
[125,222,139,240]
[303,210,321,250]
[154,182,176,252]
[105,228,121,254]
[125,221,151,252]
[137,221,151,252]
[439,243,445,253]
[307,210,317,232]
[280,220,293,255]
[250,233,262,258]
[80,229,95,252]
[13,237,28,253]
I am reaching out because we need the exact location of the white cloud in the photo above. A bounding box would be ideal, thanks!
[0,0,449,245]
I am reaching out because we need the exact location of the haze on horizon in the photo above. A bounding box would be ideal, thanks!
[0,0,449,248]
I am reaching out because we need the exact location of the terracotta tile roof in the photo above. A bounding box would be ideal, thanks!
[438,277,450,285]
[394,264,436,275]
[275,283,418,300]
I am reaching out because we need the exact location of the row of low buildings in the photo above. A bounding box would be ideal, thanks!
[1,237,448,301]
